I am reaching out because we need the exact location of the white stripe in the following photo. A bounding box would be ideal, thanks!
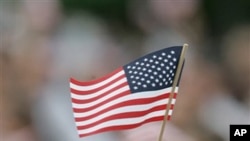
[72,86,129,108]
[171,99,176,104]
[168,109,173,116]
[71,78,127,99]
[175,87,179,93]
[75,98,171,126]
[77,110,165,135]
[70,70,124,90]
[73,87,178,117]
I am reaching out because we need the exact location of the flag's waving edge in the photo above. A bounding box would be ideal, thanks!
[70,46,184,137]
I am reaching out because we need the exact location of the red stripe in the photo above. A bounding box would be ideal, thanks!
[71,81,128,97]
[73,93,172,120]
[75,105,174,122]
[71,83,129,103]
[70,74,126,95]
[75,103,174,122]
[76,105,166,128]
[166,93,177,120]
[73,90,130,111]
[173,93,177,98]
[169,104,174,109]
[167,115,171,120]
[78,116,164,137]
[73,93,170,113]
[71,82,129,103]
[70,67,123,86]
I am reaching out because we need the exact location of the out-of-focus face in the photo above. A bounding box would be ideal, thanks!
[22,0,60,32]
[226,45,250,83]
[148,0,199,24]
[222,25,250,100]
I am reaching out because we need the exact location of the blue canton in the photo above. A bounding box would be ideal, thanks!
[123,46,182,93]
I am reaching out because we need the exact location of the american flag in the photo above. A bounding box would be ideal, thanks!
[70,46,184,137]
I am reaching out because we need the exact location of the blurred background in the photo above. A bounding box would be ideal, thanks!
[0,0,249,141]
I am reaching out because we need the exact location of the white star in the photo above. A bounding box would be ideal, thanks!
[153,72,158,75]
[171,51,175,54]
[146,80,151,83]
[127,66,131,69]
[161,63,165,67]
[150,76,154,79]
[152,65,155,69]
[139,72,143,75]
[148,69,152,73]
[141,78,145,81]
[132,66,136,69]
[155,61,159,64]
[164,59,168,62]
[129,70,133,74]
[159,82,163,86]
[170,70,173,73]
[135,62,139,65]
[149,59,153,63]
[141,62,145,66]
[162,52,166,56]
[157,67,161,71]
[144,58,148,61]
[152,83,156,87]
[132,81,136,84]
[163,78,166,82]
[173,66,176,69]
[159,74,163,78]
[130,75,134,78]
[143,68,147,71]
[144,73,149,77]
[138,82,142,85]
[158,57,163,60]
[134,71,138,74]
[162,70,166,74]
[137,67,141,70]
[167,74,169,78]
[170,80,173,83]
[155,79,159,82]
[143,84,147,88]
[173,58,177,62]
[153,55,157,58]
[135,76,139,79]
[134,86,138,90]
[170,62,173,66]
[146,64,150,67]
[168,55,171,58]
[172,73,174,76]
[166,66,170,70]
[165,81,168,85]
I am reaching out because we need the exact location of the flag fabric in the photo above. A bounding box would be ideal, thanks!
[70,46,184,137]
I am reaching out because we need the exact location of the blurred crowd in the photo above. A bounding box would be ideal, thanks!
[1,0,249,141]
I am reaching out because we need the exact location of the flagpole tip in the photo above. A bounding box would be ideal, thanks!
[183,43,189,47]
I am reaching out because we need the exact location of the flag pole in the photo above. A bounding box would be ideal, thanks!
[157,44,188,141]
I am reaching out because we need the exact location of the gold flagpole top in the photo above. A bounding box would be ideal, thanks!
[183,43,189,48]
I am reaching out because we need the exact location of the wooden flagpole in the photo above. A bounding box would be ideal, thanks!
[157,44,188,141]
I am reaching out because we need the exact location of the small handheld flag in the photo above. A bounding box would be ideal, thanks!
[70,46,185,138]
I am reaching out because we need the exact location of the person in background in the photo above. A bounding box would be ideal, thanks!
[120,0,220,141]
[198,25,250,141]
[31,13,130,141]
[2,0,60,140]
